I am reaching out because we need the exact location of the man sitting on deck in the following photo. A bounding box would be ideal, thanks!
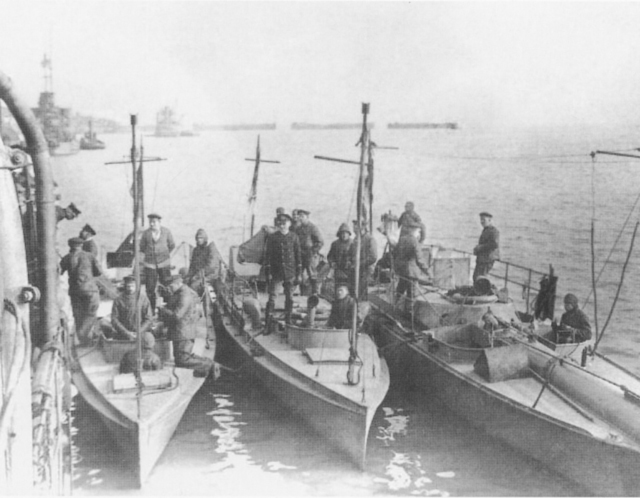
[326,282,356,329]
[547,293,592,344]
[158,274,214,376]
[103,275,153,341]
[119,332,163,374]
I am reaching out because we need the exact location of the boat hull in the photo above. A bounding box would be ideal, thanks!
[369,306,640,496]
[213,295,389,468]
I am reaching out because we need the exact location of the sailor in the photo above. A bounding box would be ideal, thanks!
[119,332,163,374]
[60,237,102,345]
[79,223,99,258]
[273,207,285,225]
[350,219,378,301]
[294,209,324,295]
[264,212,301,328]
[326,281,356,329]
[185,228,222,295]
[548,293,592,344]
[473,211,500,282]
[157,274,213,375]
[55,202,81,223]
[398,201,426,243]
[291,209,301,231]
[394,222,431,302]
[104,274,153,341]
[327,223,354,293]
[139,213,176,312]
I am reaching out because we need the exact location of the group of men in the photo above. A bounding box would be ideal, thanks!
[61,212,220,375]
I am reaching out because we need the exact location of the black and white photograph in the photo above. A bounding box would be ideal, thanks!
[3,1,640,496]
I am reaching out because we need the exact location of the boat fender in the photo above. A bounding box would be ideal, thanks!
[242,297,262,330]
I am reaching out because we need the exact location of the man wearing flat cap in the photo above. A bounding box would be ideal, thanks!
[139,213,175,312]
[60,237,103,345]
[264,212,301,329]
[473,212,500,282]
[158,273,214,374]
[398,201,426,243]
[79,223,99,258]
[294,209,324,295]
[105,274,153,341]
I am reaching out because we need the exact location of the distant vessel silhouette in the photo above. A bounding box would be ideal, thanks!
[388,122,458,130]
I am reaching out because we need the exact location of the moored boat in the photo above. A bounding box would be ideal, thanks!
[68,115,216,487]
[154,106,182,137]
[366,215,640,496]
[212,120,389,468]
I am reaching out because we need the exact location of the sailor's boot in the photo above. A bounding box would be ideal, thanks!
[310,278,319,296]
[264,301,275,335]
[284,299,293,325]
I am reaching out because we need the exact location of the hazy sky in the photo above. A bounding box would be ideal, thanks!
[2,1,640,127]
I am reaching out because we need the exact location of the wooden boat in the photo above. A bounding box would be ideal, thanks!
[213,122,389,468]
[367,219,640,495]
[68,115,215,487]
[214,267,389,468]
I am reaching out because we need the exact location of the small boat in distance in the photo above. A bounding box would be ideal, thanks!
[154,106,182,137]
[291,122,375,130]
[80,119,106,150]
[387,122,458,130]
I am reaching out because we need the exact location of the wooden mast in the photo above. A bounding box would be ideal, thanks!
[245,135,280,237]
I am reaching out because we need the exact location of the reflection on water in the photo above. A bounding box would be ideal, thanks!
[72,370,582,496]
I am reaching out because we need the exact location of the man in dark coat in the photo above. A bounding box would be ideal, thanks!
[158,274,213,374]
[326,282,356,329]
[398,201,426,243]
[350,220,378,301]
[473,212,500,282]
[119,332,163,374]
[294,209,324,295]
[106,275,153,341]
[327,223,354,293]
[60,237,102,345]
[549,293,592,344]
[394,223,431,301]
[79,223,99,258]
[140,213,176,312]
[264,213,301,328]
[185,228,222,295]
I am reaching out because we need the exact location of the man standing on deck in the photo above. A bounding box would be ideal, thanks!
[60,237,102,345]
[294,209,324,295]
[350,219,378,301]
[264,213,301,329]
[140,213,175,312]
[394,223,431,302]
[104,274,153,341]
[79,223,99,258]
[158,274,213,375]
[185,228,223,295]
[398,201,426,243]
[327,223,354,294]
[473,212,500,283]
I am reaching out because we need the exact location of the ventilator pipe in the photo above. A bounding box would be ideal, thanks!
[0,71,59,344]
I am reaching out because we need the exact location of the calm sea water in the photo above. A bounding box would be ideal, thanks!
[54,123,640,495]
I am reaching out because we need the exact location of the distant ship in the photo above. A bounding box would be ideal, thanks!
[154,106,182,137]
[79,119,106,150]
[387,122,458,130]
[291,122,375,130]
[31,55,79,155]
[196,123,276,131]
